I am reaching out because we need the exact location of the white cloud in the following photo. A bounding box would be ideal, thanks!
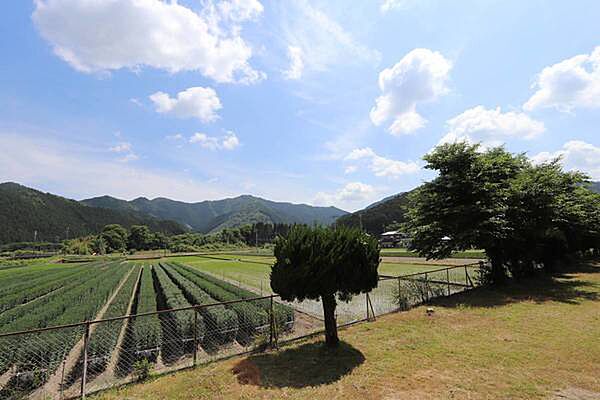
[277,0,380,76]
[221,132,240,150]
[189,132,240,151]
[109,142,138,162]
[118,153,139,163]
[370,48,452,135]
[345,147,420,177]
[524,47,600,112]
[283,46,304,80]
[531,140,600,180]
[314,182,377,210]
[439,106,545,148]
[344,165,357,174]
[150,87,222,122]
[109,142,132,153]
[380,0,418,13]
[217,0,264,22]
[0,133,230,201]
[166,133,184,141]
[32,0,265,84]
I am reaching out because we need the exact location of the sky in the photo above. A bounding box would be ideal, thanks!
[1,0,599,212]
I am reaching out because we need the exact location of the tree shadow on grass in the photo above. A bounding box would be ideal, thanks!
[433,262,600,309]
[232,341,364,388]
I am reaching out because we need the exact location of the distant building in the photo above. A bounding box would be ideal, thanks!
[379,231,411,248]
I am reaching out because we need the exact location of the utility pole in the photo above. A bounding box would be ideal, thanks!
[255,229,258,254]
[34,230,38,242]
[66,227,70,241]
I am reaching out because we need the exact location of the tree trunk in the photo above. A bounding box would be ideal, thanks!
[490,255,506,285]
[322,293,339,348]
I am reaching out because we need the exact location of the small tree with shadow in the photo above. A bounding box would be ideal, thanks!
[270,225,380,347]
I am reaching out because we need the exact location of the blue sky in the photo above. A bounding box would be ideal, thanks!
[1,0,599,211]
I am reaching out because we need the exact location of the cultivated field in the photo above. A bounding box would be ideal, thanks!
[0,259,298,399]
[0,253,482,399]
[96,261,600,400]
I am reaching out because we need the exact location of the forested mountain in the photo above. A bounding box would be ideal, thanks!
[336,192,411,235]
[0,182,185,244]
[590,181,600,193]
[82,194,347,233]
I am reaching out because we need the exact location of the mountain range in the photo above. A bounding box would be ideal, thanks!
[0,182,185,244]
[0,182,347,244]
[81,194,347,233]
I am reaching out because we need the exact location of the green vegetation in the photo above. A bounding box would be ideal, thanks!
[272,226,380,347]
[78,265,142,377]
[132,266,161,360]
[160,263,238,345]
[336,192,411,235]
[168,263,269,339]
[95,262,600,400]
[0,182,185,245]
[82,194,346,234]
[380,248,485,259]
[0,261,130,384]
[407,143,600,283]
[153,264,205,349]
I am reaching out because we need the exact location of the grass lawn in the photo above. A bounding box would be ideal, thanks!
[95,261,600,400]
[165,255,467,295]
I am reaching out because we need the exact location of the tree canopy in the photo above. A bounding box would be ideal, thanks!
[407,142,600,283]
[271,225,380,346]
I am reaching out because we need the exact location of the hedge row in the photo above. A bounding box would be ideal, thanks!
[0,261,108,331]
[160,263,238,345]
[0,262,130,379]
[168,263,269,338]
[153,265,205,344]
[85,264,142,375]
[132,266,161,360]
[0,264,89,312]
[172,262,295,331]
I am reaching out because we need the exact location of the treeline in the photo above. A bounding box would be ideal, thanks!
[62,222,295,255]
[407,143,600,283]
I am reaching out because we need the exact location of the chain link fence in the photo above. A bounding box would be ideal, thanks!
[0,262,484,400]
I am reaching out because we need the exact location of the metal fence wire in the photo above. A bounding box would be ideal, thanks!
[0,262,485,400]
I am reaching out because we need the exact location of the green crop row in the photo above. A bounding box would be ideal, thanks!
[0,263,92,314]
[131,266,161,359]
[172,262,294,331]
[168,263,269,338]
[0,262,131,382]
[84,264,142,376]
[0,261,112,331]
[153,265,205,344]
[160,263,238,345]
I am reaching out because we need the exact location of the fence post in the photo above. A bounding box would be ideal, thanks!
[80,321,91,399]
[446,268,451,296]
[465,265,468,286]
[366,293,370,321]
[424,273,429,302]
[193,308,198,367]
[269,296,274,348]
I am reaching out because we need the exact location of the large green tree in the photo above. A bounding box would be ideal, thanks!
[100,224,128,253]
[407,143,600,283]
[128,225,153,251]
[271,226,380,347]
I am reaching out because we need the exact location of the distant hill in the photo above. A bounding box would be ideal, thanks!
[0,182,186,244]
[82,194,348,233]
[336,192,411,235]
[590,181,600,193]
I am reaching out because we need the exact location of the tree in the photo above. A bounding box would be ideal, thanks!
[100,224,128,253]
[407,143,526,283]
[128,225,153,251]
[271,225,380,347]
[407,142,600,283]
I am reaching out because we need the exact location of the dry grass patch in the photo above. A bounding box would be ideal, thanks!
[95,262,600,400]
